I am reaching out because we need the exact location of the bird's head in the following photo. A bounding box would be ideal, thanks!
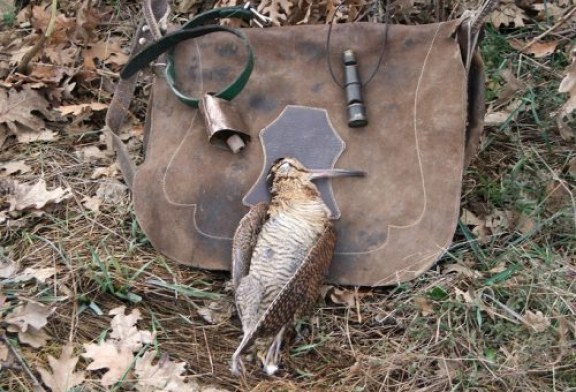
[267,157,365,197]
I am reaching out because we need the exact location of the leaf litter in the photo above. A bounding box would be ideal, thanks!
[37,345,86,392]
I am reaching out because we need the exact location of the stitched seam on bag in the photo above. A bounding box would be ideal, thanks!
[160,40,234,241]
[336,22,443,257]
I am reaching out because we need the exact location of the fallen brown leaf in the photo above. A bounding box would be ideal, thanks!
[435,357,461,381]
[544,181,572,213]
[56,102,108,116]
[509,39,559,58]
[0,86,58,147]
[134,350,199,392]
[489,0,527,28]
[515,213,536,235]
[44,44,78,68]
[0,259,18,279]
[257,0,294,25]
[443,263,483,279]
[14,325,51,348]
[6,179,72,212]
[454,287,474,304]
[95,180,128,205]
[414,296,434,317]
[83,341,135,386]
[109,306,154,352]
[0,160,32,175]
[90,163,119,179]
[31,5,76,45]
[76,145,109,163]
[5,301,53,332]
[75,0,103,43]
[83,37,129,69]
[522,310,550,333]
[0,341,8,362]
[557,47,576,140]
[197,300,233,325]
[569,157,576,178]
[329,287,356,308]
[82,195,101,213]
[38,345,86,392]
[15,129,59,144]
[27,63,68,84]
[13,266,56,283]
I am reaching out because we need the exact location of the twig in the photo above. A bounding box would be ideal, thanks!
[1,334,47,392]
[16,0,58,74]
[521,6,576,52]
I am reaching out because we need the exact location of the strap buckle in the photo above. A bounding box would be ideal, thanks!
[243,2,272,27]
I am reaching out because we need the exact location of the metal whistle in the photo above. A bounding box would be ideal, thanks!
[343,50,368,128]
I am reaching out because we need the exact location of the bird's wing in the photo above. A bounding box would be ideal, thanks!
[237,223,336,353]
[231,202,269,290]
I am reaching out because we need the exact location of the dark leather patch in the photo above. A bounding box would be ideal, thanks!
[243,106,346,219]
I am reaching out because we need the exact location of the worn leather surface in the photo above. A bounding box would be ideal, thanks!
[133,21,485,286]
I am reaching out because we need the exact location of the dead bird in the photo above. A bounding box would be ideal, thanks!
[231,157,364,375]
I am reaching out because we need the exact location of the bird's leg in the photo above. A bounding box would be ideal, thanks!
[263,325,287,376]
[231,333,252,376]
[231,350,245,376]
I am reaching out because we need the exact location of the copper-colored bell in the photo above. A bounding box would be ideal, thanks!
[200,94,251,153]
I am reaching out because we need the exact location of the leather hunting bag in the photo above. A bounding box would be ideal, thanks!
[108,2,486,287]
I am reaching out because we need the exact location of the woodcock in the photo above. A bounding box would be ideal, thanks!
[231,157,364,375]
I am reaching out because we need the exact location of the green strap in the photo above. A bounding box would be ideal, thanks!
[121,6,255,108]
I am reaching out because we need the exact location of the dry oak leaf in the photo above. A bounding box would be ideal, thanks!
[96,180,128,205]
[522,310,551,333]
[197,300,233,325]
[91,163,119,179]
[557,48,576,140]
[489,0,527,28]
[509,39,559,58]
[83,341,135,386]
[0,160,32,175]
[0,85,57,140]
[75,0,103,42]
[44,44,78,68]
[0,341,8,362]
[414,296,434,317]
[13,266,57,283]
[38,345,86,392]
[56,102,108,116]
[109,306,154,352]
[329,287,357,308]
[76,145,109,163]
[0,258,18,279]
[31,5,76,45]
[134,350,199,392]
[83,38,129,69]
[257,0,294,25]
[7,179,72,212]
[82,195,101,213]
[14,325,51,348]
[5,301,52,333]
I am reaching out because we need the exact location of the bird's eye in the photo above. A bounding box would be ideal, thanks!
[279,162,291,172]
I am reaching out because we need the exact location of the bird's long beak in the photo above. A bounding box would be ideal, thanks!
[310,168,366,181]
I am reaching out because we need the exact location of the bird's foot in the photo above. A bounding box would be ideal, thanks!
[262,326,286,376]
[231,353,246,376]
[264,363,279,376]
